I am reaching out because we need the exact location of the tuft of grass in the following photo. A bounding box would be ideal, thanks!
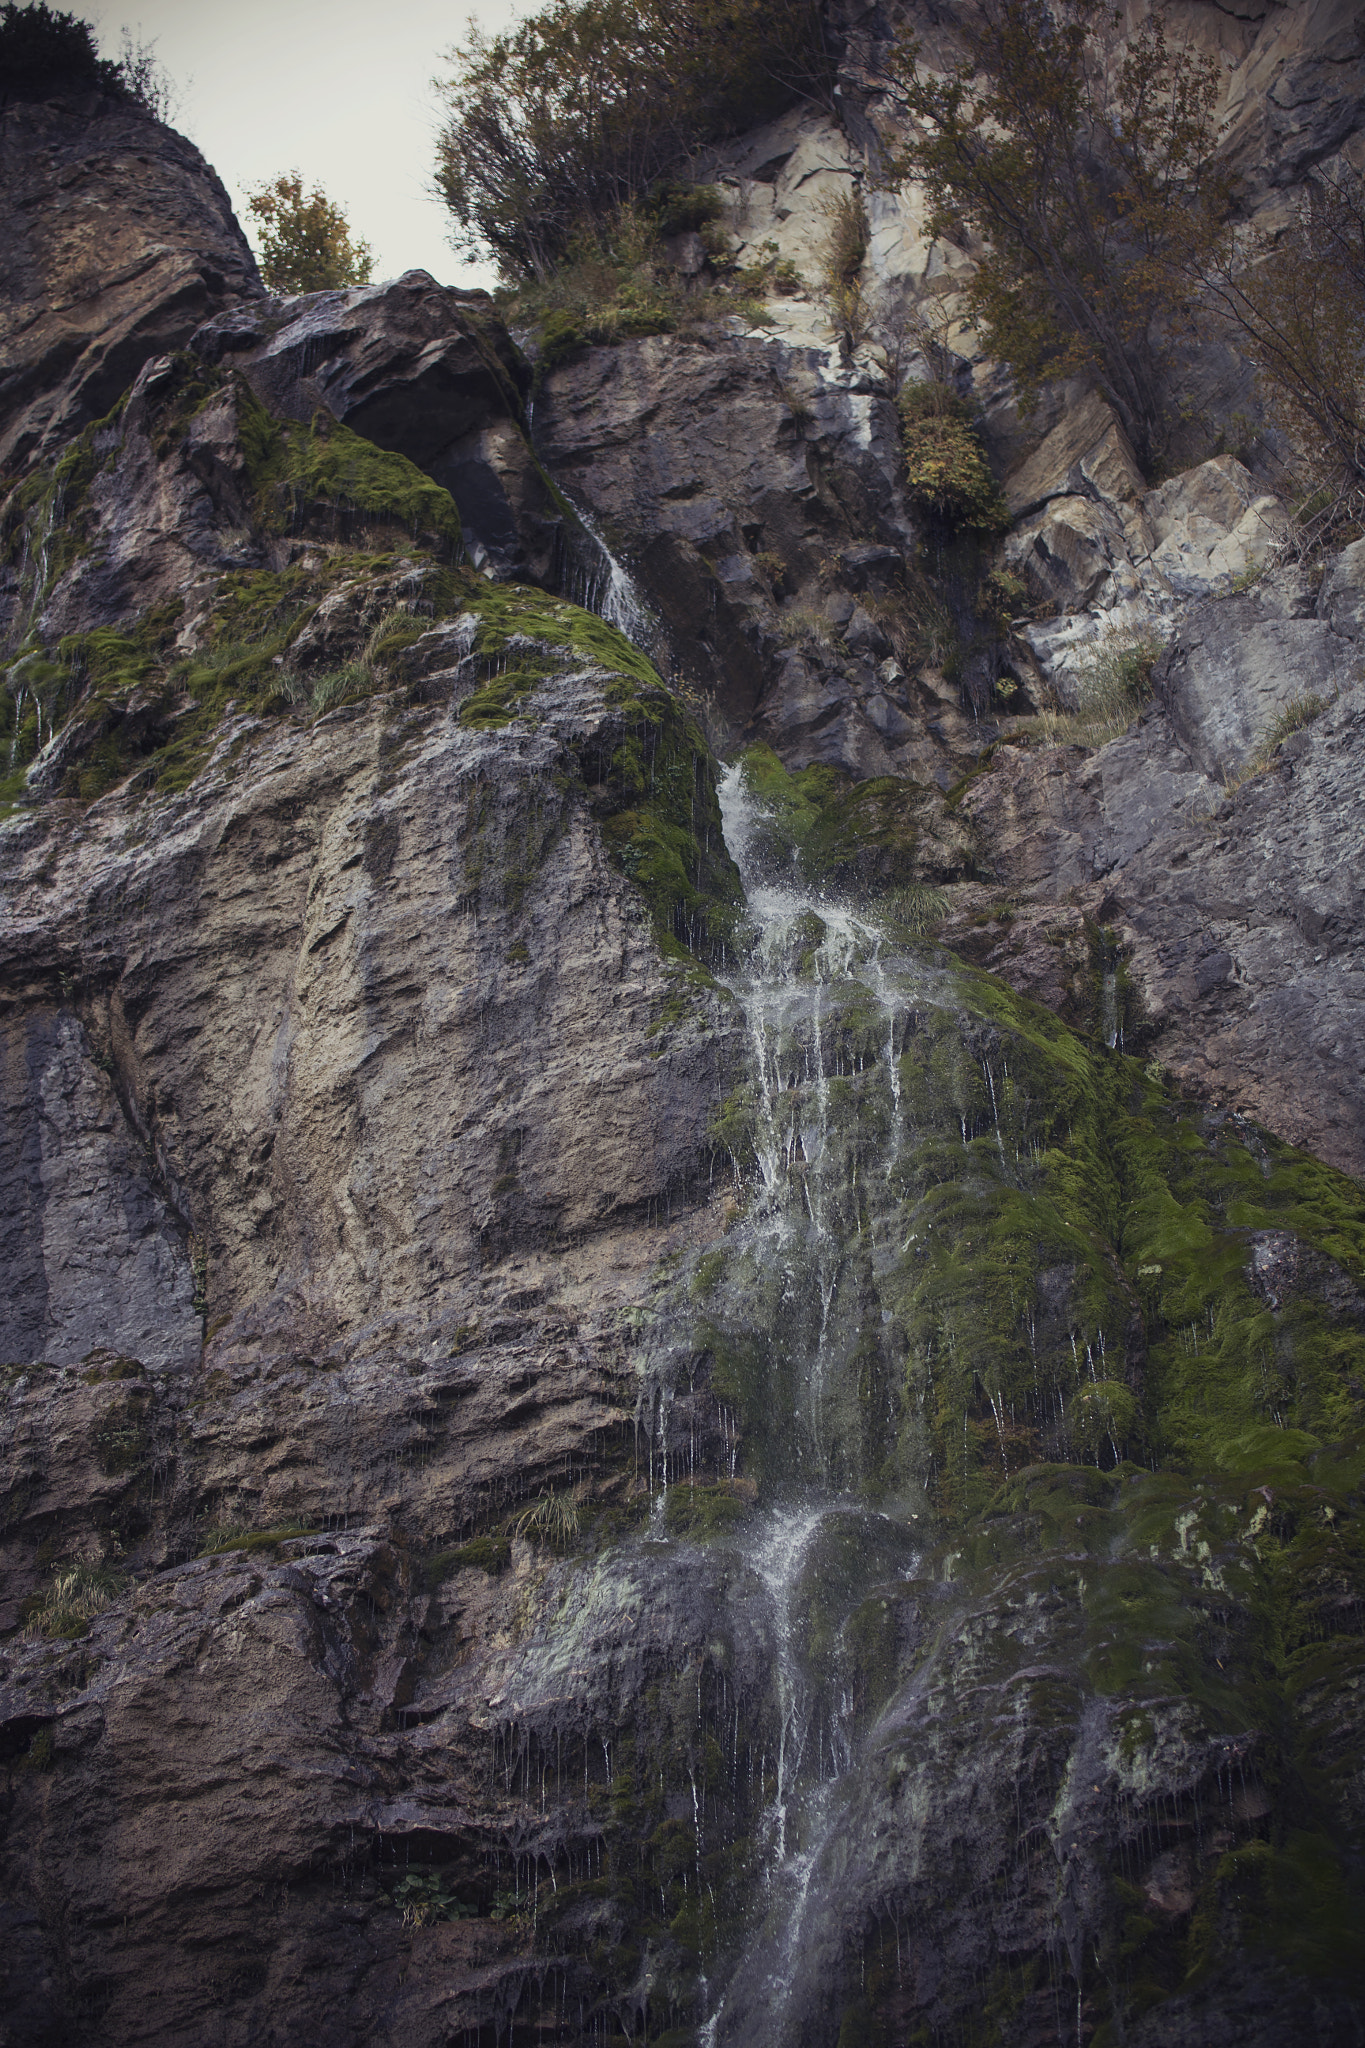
[20,1564,121,1640]
[818,189,871,350]
[1220,690,1332,794]
[507,192,796,381]
[1017,627,1164,749]
[883,881,951,938]
[510,1489,581,1548]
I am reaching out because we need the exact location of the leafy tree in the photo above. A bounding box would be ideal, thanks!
[245,173,374,295]
[884,0,1227,472]
[434,0,833,281]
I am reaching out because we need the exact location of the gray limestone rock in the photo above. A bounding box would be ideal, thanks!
[0,92,261,475]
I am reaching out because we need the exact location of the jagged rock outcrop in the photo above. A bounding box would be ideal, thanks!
[536,329,937,771]
[944,560,1365,1179]
[0,90,261,476]
[194,274,567,584]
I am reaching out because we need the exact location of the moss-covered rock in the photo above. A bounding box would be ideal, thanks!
[735,742,975,898]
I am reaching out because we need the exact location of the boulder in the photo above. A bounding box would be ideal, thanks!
[192,273,564,584]
[1140,455,1288,598]
[0,91,260,475]
[1006,445,1290,704]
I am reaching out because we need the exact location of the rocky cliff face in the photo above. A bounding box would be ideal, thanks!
[0,88,261,477]
[2,9,1364,2048]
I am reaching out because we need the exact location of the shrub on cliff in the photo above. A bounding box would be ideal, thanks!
[0,3,176,113]
[897,383,1009,535]
[434,0,834,280]
[884,0,1227,474]
[0,1,123,102]
[500,192,778,371]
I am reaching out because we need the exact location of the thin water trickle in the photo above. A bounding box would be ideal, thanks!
[565,498,661,654]
[713,765,918,1483]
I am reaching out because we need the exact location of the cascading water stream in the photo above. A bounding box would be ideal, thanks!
[708,764,929,1491]
[562,496,663,658]
[487,717,1125,2045]
[683,767,940,2045]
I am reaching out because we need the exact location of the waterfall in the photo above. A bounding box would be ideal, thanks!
[563,497,663,660]
[672,767,932,2046]
[487,748,1126,2047]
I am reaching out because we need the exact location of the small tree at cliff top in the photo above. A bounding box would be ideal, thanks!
[434,0,833,281]
[246,173,374,295]
[884,0,1227,473]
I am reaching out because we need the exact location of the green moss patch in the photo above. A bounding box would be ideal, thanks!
[736,742,972,899]
[424,1536,512,1586]
[200,1523,318,1557]
[662,1481,754,1540]
[237,380,463,556]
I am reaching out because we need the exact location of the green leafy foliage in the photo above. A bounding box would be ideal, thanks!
[897,382,1010,534]
[245,172,374,295]
[383,1870,472,1927]
[434,0,833,280]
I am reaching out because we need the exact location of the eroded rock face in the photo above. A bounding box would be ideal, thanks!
[945,558,1365,1182]
[0,665,737,1378]
[0,91,260,476]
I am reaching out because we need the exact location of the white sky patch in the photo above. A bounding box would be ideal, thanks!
[86,0,523,289]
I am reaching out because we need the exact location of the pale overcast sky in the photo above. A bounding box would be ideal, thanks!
[86,0,523,288]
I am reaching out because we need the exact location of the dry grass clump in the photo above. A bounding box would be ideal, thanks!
[21,1563,120,1640]
[1018,628,1164,749]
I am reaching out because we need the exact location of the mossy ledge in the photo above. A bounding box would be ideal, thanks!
[455,579,742,966]
[1,360,739,967]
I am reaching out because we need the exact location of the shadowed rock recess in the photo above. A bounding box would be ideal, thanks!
[2,10,1364,2048]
